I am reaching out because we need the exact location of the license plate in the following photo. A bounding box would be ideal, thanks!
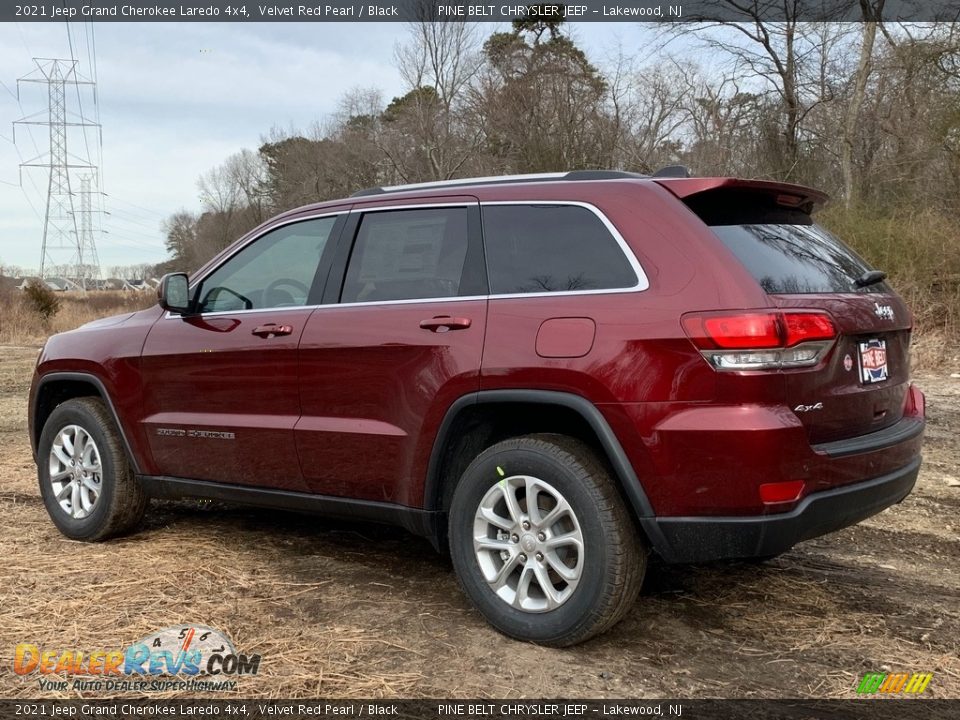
[858,338,888,384]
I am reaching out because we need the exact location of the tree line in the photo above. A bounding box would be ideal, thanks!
[159,7,960,339]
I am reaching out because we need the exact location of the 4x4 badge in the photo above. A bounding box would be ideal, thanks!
[874,303,895,321]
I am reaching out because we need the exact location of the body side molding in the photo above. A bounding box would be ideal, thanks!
[139,475,439,539]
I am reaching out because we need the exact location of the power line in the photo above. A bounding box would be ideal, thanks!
[85,22,104,188]
[10,23,49,222]
[104,193,167,218]
[109,210,164,229]
[6,123,46,221]
[0,78,20,103]
[64,20,96,181]
[12,23,44,158]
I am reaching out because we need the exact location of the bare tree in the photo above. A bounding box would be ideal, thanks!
[225,149,269,225]
[840,1,883,207]
[606,56,690,172]
[666,5,851,179]
[384,15,484,181]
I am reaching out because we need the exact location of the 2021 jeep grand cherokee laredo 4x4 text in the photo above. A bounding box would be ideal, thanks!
[29,171,925,646]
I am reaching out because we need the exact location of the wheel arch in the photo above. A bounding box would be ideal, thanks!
[31,372,141,474]
[424,389,669,552]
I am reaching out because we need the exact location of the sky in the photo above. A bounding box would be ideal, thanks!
[0,21,661,275]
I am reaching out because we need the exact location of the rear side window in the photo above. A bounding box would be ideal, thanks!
[711,224,887,294]
[341,207,468,303]
[482,204,638,295]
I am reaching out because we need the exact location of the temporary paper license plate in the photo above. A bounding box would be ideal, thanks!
[858,338,888,384]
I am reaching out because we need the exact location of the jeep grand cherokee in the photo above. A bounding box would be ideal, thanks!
[29,170,925,646]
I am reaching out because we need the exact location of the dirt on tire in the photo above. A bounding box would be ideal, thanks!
[1,346,957,699]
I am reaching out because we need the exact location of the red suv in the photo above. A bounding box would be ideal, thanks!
[29,171,925,646]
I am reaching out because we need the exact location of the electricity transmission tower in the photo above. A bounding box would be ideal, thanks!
[78,174,102,286]
[14,58,101,286]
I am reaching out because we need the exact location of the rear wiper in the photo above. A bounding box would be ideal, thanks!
[854,270,887,288]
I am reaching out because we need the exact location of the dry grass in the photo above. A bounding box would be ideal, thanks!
[820,204,960,349]
[0,496,426,700]
[0,290,155,346]
[0,347,958,700]
[910,329,960,373]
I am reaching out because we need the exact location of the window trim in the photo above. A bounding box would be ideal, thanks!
[169,211,347,319]
[335,202,482,306]
[167,200,650,318]
[480,200,649,299]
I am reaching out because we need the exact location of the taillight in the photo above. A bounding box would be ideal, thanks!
[682,310,837,371]
[684,313,781,349]
[782,313,835,346]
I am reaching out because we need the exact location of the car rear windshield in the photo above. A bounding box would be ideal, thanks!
[710,223,888,295]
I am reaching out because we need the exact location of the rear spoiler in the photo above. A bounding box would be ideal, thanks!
[653,177,829,209]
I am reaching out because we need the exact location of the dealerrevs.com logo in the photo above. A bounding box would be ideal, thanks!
[856,672,933,695]
[14,625,261,692]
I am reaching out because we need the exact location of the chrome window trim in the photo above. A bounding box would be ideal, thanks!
[479,200,649,298]
[186,210,346,293]
[165,200,648,319]
[168,211,345,320]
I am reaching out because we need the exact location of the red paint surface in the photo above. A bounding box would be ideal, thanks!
[31,176,924,520]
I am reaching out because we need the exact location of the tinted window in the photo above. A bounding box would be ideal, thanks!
[199,217,336,313]
[341,207,468,303]
[711,224,887,294]
[483,205,637,294]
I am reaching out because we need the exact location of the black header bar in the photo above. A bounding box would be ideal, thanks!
[5,0,960,23]
[1,699,958,720]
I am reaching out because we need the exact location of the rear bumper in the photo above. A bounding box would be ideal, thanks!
[651,455,921,563]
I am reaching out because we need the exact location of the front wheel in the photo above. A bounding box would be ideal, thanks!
[37,397,147,541]
[448,434,646,646]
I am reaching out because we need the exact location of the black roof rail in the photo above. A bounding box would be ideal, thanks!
[350,170,648,198]
[651,165,692,178]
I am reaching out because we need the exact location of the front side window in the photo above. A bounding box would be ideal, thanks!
[341,207,469,303]
[482,204,638,295]
[198,217,338,313]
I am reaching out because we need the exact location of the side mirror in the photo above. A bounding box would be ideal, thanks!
[157,273,192,314]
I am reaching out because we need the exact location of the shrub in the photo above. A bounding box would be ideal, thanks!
[819,203,960,341]
[22,279,61,321]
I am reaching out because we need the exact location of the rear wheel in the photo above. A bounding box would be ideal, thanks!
[448,434,646,646]
[37,397,147,541]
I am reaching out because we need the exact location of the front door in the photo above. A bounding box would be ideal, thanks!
[140,213,346,490]
[296,201,487,505]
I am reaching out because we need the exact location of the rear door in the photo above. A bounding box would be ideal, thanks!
[708,218,912,443]
[295,199,487,505]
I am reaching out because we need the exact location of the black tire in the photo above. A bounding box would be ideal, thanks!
[448,434,646,646]
[37,397,147,541]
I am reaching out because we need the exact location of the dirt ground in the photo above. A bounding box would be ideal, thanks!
[1,345,958,700]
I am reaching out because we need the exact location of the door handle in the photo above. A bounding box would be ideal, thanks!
[252,323,294,338]
[419,316,472,332]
